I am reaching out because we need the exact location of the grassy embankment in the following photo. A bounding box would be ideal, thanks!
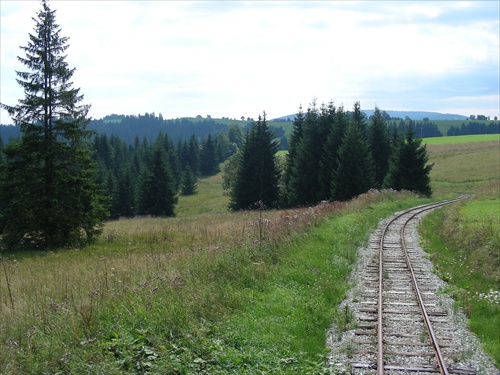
[0,134,498,373]
[420,134,499,365]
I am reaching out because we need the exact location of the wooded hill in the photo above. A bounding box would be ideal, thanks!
[2,113,497,147]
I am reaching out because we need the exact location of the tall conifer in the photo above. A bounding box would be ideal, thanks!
[283,106,305,207]
[332,121,375,201]
[0,0,108,249]
[383,127,433,197]
[368,107,391,187]
[137,143,176,216]
[229,113,280,210]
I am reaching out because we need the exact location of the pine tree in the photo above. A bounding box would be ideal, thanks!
[352,101,368,136]
[368,107,391,187]
[285,102,328,206]
[383,127,433,197]
[229,113,280,211]
[115,165,136,217]
[137,144,176,216]
[0,0,108,249]
[332,121,375,201]
[181,166,197,196]
[200,134,219,176]
[320,102,347,200]
[187,135,200,175]
[283,106,305,207]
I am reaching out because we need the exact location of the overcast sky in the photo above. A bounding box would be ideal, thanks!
[1,1,499,123]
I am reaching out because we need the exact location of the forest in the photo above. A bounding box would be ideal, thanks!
[65,102,437,218]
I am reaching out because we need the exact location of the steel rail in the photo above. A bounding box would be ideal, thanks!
[401,207,449,375]
[376,196,467,375]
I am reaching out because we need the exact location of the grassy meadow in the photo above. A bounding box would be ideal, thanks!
[0,134,499,373]
[421,134,499,365]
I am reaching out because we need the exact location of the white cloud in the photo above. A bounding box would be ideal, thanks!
[1,1,498,123]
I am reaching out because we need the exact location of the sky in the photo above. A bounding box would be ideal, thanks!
[1,1,499,124]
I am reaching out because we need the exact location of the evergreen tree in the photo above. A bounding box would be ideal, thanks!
[283,106,305,207]
[187,134,200,175]
[383,127,433,197]
[181,166,197,196]
[285,102,328,206]
[368,107,391,187]
[137,144,176,216]
[320,102,347,200]
[332,121,375,201]
[163,134,181,190]
[0,0,108,249]
[115,165,136,217]
[200,134,219,176]
[229,113,280,211]
[351,101,368,136]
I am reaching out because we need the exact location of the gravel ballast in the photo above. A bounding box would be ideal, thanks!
[326,207,499,375]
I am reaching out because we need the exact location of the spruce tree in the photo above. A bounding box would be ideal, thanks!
[200,134,219,176]
[368,107,391,187]
[332,121,375,201]
[283,106,305,207]
[187,135,200,175]
[137,144,176,216]
[320,103,347,200]
[181,166,197,196]
[0,0,108,249]
[285,102,327,206]
[352,101,368,136]
[383,127,433,197]
[115,165,136,217]
[229,113,280,211]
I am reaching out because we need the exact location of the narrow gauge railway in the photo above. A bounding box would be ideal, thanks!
[349,196,476,375]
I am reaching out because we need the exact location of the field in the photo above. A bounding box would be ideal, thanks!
[0,135,498,373]
[423,133,499,145]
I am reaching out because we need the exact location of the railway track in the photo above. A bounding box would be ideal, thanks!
[333,196,484,375]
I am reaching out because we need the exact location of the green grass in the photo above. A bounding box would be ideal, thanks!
[419,135,499,366]
[176,172,230,217]
[426,140,499,197]
[423,133,499,145]
[421,195,500,365]
[0,190,425,374]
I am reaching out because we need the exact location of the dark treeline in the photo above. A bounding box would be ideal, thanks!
[227,101,433,211]
[93,123,244,219]
[447,121,499,136]
[92,113,228,144]
[0,114,289,149]
[387,119,442,138]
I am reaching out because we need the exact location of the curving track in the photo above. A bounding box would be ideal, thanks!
[347,196,477,374]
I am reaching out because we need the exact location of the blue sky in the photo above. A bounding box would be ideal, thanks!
[1,1,499,123]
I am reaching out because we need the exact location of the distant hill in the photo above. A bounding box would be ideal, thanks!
[272,110,467,122]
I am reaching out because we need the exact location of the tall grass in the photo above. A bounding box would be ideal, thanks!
[0,190,423,374]
[421,188,500,365]
[427,140,499,197]
[420,137,500,365]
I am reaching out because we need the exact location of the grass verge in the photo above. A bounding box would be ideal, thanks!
[420,184,500,366]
